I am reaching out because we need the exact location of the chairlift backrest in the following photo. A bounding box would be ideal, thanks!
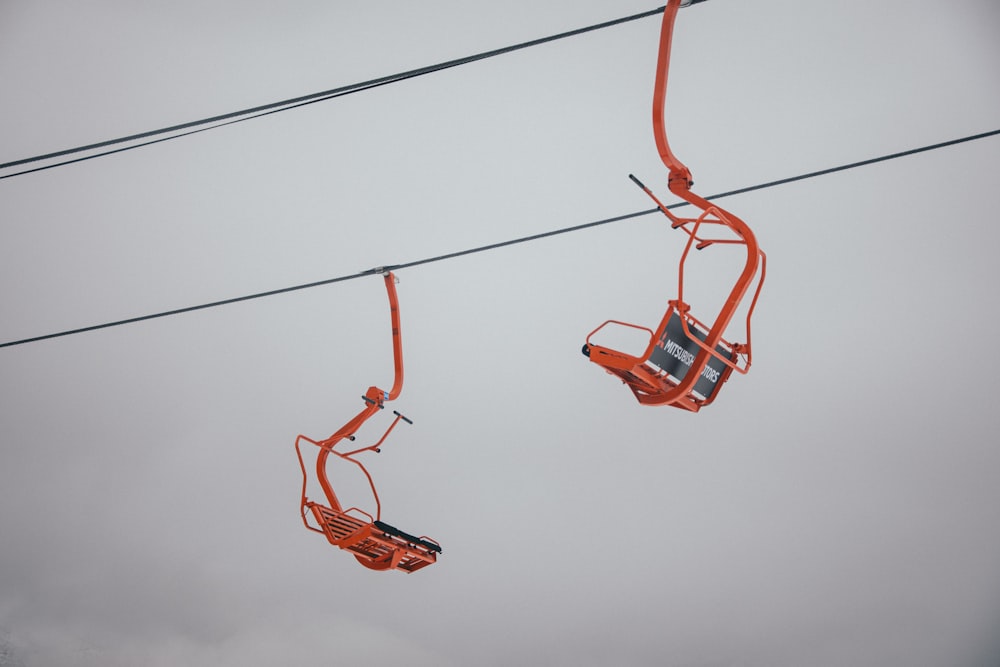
[648,310,733,401]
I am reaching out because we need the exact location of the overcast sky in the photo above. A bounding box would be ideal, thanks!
[2,1,1000,665]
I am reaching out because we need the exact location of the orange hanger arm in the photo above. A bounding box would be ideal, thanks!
[383,271,404,402]
[313,271,405,513]
[653,0,693,191]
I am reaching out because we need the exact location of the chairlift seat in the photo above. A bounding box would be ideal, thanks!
[585,307,739,412]
[308,503,440,573]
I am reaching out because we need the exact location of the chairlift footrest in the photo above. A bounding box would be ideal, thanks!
[374,520,442,554]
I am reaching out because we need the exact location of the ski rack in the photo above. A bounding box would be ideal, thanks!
[583,0,766,412]
[294,271,441,572]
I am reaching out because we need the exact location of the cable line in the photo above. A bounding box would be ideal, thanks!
[0,72,453,180]
[0,6,666,179]
[705,128,1000,198]
[1,127,996,349]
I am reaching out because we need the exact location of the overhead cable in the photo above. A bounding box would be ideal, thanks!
[0,6,666,179]
[2,127,996,349]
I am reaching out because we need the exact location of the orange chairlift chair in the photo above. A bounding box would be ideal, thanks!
[294,271,441,572]
[583,0,766,412]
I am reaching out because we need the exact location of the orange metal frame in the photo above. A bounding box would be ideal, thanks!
[294,271,440,572]
[583,0,766,412]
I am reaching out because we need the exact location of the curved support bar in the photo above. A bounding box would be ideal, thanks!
[652,0,692,186]
[294,434,326,534]
[586,319,656,346]
[314,445,384,521]
[383,272,404,402]
[342,507,376,523]
[585,320,657,370]
[675,194,763,365]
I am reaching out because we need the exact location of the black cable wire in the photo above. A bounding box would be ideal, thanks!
[390,209,658,272]
[2,128,996,350]
[704,128,1000,199]
[0,6,666,179]
[0,69,451,180]
[0,209,657,349]
[0,271,374,349]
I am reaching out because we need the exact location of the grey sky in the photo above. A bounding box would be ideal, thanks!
[2,1,1000,665]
